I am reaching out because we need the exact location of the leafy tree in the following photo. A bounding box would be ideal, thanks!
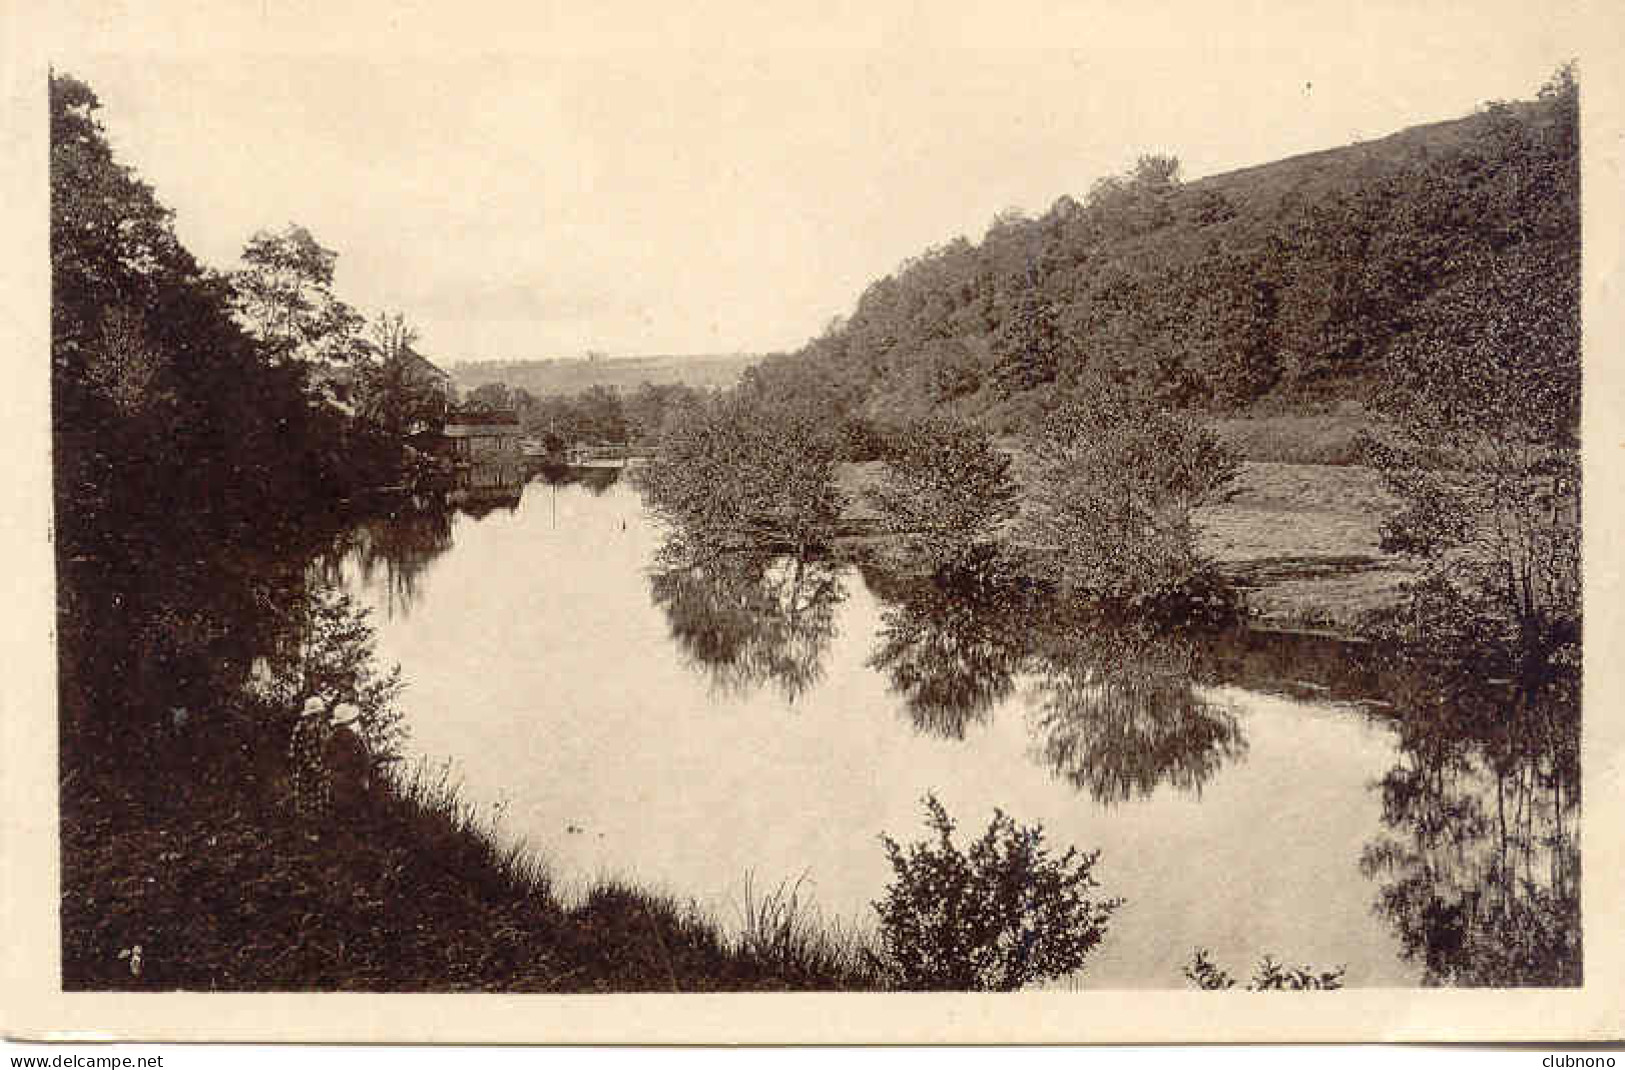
[231,224,366,369]
[624,381,703,443]
[639,390,846,555]
[990,279,1066,397]
[1086,153,1181,237]
[465,381,514,412]
[1367,238,1579,689]
[369,309,418,362]
[574,383,628,442]
[353,310,446,438]
[872,794,1122,990]
[1015,392,1238,605]
[867,417,1018,577]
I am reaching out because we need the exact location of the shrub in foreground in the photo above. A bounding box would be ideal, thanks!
[873,793,1122,990]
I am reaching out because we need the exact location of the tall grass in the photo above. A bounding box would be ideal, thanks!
[388,756,556,902]
[384,757,886,989]
[735,872,883,987]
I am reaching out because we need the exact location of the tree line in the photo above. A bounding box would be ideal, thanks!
[758,65,1577,433]
[638,63,1580,716]
[457,379,706,451]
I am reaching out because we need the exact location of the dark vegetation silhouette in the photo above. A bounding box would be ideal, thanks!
[50,70,883,991]
[872,794,1122,990]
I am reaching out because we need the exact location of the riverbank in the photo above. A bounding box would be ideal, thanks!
[60,727,883,991]
[833,458,1410,637]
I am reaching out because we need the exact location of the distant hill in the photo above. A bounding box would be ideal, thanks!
[450,353,760,397]
[747,70,1577,435]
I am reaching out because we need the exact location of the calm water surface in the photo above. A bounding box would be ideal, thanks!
[330,471,1562,988]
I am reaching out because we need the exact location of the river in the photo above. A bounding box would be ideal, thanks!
[324,466,1578,988]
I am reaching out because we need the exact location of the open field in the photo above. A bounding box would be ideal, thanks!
[1195,463,1411,632]
[1202,412,1374,466]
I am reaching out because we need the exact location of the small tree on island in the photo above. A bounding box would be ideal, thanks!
[867,417,1019,578]
[638,389,846,556]
[1015,392,1238,606]
[871,793,1122,990]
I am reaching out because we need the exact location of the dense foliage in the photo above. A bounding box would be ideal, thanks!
[756,68,1578,434]
[866,418,1018,576]
[51,71,435,752]
[873,794,1122,990]
[1360,67,1580,799]
[638,385,848,554]
[1014,394,1239,604]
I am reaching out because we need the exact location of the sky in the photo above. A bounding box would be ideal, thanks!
[41,0,1586,364]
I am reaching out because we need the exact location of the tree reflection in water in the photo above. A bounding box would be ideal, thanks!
[648,542,847,703]
[535,463,623,496]
[1359,674,1580,986]
[1026,620,1246,806]
[864,567,1248,805]
[864,573,1032,740]
[317,504,455,619]
[312,462,536,619]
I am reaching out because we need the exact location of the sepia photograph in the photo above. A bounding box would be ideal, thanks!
[4,0,1622,1046]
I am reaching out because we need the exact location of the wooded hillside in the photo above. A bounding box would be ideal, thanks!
[759,67,1577,435]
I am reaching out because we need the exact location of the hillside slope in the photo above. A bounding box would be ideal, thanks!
[750,71,1577,435]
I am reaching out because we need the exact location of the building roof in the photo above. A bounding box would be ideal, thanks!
[400,346,452,383]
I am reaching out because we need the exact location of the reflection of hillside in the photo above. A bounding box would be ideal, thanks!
[1359,687,1580,986]
[1025,623,1247,806]
[648,546,845,703]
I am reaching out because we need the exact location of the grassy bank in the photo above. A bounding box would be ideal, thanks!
[61,731,882,991]
[836,455,1409,636]
[1195,462,1411,633]
[1201,411,1373,466]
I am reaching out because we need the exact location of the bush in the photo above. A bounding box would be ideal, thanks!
[1184,948,1345,990]
[1016,392,1239,606]
[867,417,1018,577]
[872,794,1122,990]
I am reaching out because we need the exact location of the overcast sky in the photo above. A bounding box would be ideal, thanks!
[46,1,1582,363]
